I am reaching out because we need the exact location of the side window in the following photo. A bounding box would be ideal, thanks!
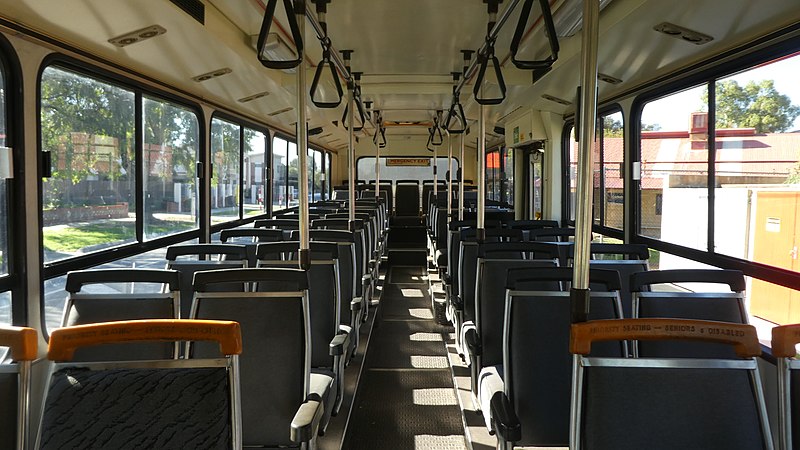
[41,67,136,261]
[272,136,288,211]
[210,118,241,224]
[244,128,267,216]
[600,111,624,229]
[639,84,709,250]
[288,141,298,207]
[143,96,199,238]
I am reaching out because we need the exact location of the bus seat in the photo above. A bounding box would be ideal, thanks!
[772,324,800,450]
[38,320,243,450]
[491,268,624,448]
[568,319,771,450]
[191,268,328,447]
[632,269,748,358]
[220,228,285,267]
[62,268,180,360]
[165,243,248,319]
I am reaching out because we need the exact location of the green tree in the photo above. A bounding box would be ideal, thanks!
[705,79,800,133]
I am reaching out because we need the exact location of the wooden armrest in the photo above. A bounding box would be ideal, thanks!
[48,319,242,361]
[0,325,37,361]
[772,324,800,358]
[570,318,760,358]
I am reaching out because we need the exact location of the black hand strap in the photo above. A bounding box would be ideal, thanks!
[473,41,506,105]
[310,44,343,108]
[257,0,304,70]
[510,0,559,71]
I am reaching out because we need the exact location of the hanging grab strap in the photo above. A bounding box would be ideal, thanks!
[257,0,304,70]
[510,0,559,76]
[445,99,467,134]
[310,43,344,108]
[473,39,506,105]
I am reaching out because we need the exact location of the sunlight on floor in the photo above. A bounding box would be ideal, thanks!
[412,388,458,406]
[409,308,434,319]
[410,332,442,342]
[413,434,467,449]
[410,355,449,369]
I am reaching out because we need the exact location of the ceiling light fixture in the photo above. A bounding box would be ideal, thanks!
[108,25,166,47]
[654,22,714,45]
[192,68,232,82]
[238,91,271,103]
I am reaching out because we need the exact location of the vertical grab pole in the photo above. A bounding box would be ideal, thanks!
[477,103,486,242]
[375,116,381,201]
[433,128,438,199]
[569,3,599,450]
[459,132,465,221]
[446,129,453,220]
[570,0,600,323]
[347,83,356,227]
[295,0,310,270]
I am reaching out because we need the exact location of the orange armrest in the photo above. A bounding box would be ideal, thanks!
[48,319,242,361]
[0,325,37,361]
[570,318,760,358]
[772,324,800,358]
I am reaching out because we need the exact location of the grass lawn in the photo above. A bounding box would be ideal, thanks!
[44,220,193,253]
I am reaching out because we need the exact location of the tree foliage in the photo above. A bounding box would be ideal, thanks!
[705,79,800,133]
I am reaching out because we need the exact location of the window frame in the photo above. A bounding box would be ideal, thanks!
[561,105,625,240]
[209,111,271,231]
[0,34,26,326]
[36,56,206,280]
[628,34,800,295]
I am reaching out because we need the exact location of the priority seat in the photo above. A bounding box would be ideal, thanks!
[569,319,772,450]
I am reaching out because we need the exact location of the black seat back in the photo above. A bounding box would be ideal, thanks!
[395,183,420,216]
[504,268,624,446]
[220,228,285,266]
[632,269,747,358]
[191,268,310,447]
[62,269,180,361]
[165,244,248,319]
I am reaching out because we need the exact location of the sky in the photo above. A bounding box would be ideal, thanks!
[640,53,800,132]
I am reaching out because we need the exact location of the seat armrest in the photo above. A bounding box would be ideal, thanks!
[491,392,521,443]
[290,399,324,443]
[465,328,481,357]
[351,297,362,311]
[329,331,350,356]
[453,295,463,311]
[442,273,451,284]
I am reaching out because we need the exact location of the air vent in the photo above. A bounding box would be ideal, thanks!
[268,107,293,117]
[238,91,270,103]
[108,25,166,48]
[541,94,571,106]
[192,68,232,82]
[654,22,713,45]
[170,0,205,25]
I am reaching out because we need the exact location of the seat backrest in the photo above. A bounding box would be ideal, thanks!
[571,319,770,450]
[459,241,480,324]
[588,260,649,318]
[476,259,558,368]
[165,244,248,319]
[62,268,180,361]
[0,325,36,450]
[395,183,420,216]
[528,227,575,242]
[191,269,309,447]
[256,243,341,369]
[254,218,300,230]
[504,268,624,447]
[39,320,242,450]
[632,269,747,358]
[460,227,523,243]
[508,219,560,230]
[220,228,285,266]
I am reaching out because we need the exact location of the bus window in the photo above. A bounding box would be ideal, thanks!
[210,118,241,224]
[143,96,199,239]
[40,67,136,262]
[639,84,709,250]
[272,136,288,211]
[712,54,800,325]
[244,128,267,216]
